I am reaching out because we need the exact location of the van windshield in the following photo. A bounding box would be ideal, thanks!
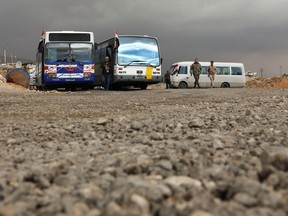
[169,65,179,75]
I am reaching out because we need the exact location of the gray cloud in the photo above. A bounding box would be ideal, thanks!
[1,0,288,76]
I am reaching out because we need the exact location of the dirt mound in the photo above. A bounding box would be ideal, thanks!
[246,75,288,89]
[0,69,7,78]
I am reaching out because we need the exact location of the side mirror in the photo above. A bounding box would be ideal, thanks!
[160,58,163,65]
[38,41,44,53]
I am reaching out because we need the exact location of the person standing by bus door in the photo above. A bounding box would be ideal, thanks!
[208,61,217,88]
[164,70,171,89]
[102,56,111,90]
[190,58,202,88]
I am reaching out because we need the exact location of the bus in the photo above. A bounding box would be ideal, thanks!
[95,35,162,89]
[35,31,95,90]
[169,61,246,88]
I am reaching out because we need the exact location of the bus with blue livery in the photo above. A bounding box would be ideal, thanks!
[35,31,95,90]
[95,35,162,89]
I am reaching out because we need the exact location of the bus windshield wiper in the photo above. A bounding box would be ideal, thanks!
[124,60,147,67]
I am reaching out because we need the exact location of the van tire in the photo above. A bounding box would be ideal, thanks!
[179,81,188,89]
[221,82,230,88]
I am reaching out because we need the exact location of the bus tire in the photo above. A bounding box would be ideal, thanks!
[140,84,148,90]
[221,82,230,88]
[179,81,188,89]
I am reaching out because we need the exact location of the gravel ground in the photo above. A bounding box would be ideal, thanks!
[0,86,288,216]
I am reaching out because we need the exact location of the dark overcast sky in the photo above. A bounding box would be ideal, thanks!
[1,0,288,76]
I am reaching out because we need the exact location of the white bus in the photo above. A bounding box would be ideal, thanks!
[35,31,95,90]
[169,61,246,88]
[95,35,162,89]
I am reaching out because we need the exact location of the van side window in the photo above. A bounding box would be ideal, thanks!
[216,66,230,75]
[201,66,208,74]
[231,67,242,75]
[178,66,187,75]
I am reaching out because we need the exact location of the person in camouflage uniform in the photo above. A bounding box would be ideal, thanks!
[190,58,202,88]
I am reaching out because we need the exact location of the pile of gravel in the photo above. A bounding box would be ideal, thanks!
[0,88,288,216]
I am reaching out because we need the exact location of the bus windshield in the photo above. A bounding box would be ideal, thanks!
[117,36,160,67]
[45,43,93,63]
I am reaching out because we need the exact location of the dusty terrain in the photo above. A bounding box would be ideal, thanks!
[0,80,288,216]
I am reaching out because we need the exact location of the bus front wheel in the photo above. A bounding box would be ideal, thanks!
[140,84,148,90]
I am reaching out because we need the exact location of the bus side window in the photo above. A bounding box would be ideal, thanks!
[95,49,101,64]
[106,46,112,60]
[201,66,208,74]
[100,48,106,62]
[231,67,242,75]
[178,66,187,75]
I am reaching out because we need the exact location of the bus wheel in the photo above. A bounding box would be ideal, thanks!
[140,84,148,90]
[221,82,230,88]
[82,86,89,90]
[179,81,188,89]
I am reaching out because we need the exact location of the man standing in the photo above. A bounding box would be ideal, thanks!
[102,56,111,90]
[208,61,217,88]
[190,58,202,88]
[164,70,171,89]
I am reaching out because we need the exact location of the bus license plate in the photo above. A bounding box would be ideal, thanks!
[65,79,75,81]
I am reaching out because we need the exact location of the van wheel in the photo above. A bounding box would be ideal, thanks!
[221,82,230,88]
[179,81,188,89]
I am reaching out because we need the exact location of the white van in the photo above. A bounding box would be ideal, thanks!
[169,61,246,88]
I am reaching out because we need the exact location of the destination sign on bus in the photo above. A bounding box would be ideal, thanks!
[49,33,91,42]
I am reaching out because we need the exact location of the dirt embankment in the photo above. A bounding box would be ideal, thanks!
[246,75,288,89]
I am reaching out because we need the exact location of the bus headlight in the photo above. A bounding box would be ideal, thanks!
[83,72,92,78]
[48,72,57,78]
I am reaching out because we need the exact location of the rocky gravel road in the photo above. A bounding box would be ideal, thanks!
[0,86,288,216]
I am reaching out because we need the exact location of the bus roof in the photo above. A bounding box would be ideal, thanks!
[96,34,158,45]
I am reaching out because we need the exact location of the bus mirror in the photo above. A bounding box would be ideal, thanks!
[38,42,44,53]
[160,58,163,65]
[38,47,43,53]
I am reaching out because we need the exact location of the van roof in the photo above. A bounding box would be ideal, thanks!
[172,61,244,67]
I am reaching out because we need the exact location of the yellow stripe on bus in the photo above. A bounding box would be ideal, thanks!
[146,66,153,80]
